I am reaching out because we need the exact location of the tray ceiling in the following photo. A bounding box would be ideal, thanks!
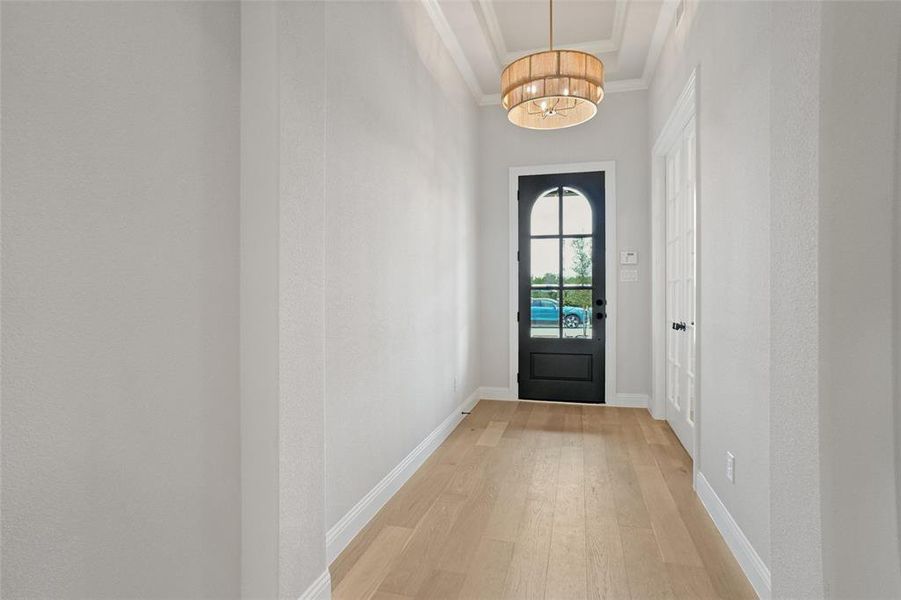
[425,0,679,105]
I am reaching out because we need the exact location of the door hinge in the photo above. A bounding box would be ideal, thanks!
[517,250,520,262]
[517,311,520,322]
[517,372,521,383]
[517,189,521,202]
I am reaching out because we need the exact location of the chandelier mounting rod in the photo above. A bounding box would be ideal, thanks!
[549,0,554,50]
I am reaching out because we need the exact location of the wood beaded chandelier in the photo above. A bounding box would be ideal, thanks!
[500,0,605,130]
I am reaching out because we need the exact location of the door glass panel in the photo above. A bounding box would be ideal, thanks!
[530,238,559,286]
[530,290,560,338]
[530,190,559,235]
[563,238,592,285]
[562,289,592,339]
[562,188,592,234]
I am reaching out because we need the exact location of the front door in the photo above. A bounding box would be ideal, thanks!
[665,116,697,456]
[518,171,605,403]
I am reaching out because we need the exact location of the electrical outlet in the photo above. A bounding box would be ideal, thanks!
[726,452,735,483]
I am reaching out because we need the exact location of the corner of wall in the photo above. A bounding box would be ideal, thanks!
[768,2,825,597]
[241,1,329,597]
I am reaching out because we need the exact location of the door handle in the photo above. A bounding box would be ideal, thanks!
[672,321,687,331]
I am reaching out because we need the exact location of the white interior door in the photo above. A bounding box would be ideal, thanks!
[665,115,697,457]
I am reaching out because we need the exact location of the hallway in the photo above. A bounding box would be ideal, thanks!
[4,2,901,597]
[330,400,754,599]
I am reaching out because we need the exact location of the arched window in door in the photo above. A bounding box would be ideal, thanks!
[528,187,593,339]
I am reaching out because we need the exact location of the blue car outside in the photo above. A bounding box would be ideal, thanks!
[530,298,589,328]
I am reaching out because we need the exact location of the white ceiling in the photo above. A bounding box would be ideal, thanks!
[494,0,619,52]
[425,0,678,105]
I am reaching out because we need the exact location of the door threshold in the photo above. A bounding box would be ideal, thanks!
[495,397,612,408]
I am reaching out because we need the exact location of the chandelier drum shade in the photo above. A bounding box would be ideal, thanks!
[500,0,605,130]
[501,50,604,130]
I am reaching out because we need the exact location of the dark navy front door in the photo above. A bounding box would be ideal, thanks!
[517,171,605,403]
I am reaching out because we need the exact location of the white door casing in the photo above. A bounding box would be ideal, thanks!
[508,162,617,404]
[664,115,697,456]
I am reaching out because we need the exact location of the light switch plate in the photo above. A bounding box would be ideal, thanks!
[619,268,638,283]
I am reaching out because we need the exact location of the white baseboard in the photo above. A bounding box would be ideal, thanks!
[478,386,514,400]
[298,569,331,600]
[648,399,666,420]
[325,388,480,564]
[476,387,649,409]
[610,392,649,408]
[695,472,771,599]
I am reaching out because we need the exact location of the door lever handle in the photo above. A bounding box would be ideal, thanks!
[672,321,687,331]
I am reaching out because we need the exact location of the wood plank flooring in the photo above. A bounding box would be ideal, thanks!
[330,400,755,600]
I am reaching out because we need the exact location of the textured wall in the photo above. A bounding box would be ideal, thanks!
[277,2,328,596]
[897,32,901,600]
[323,1,480,530]
[817,3,901,596]
[769,2,825,596]
[241,4,280,596]
[1,2,241,598]
[897,44,901,600]
[476,92,651,395]
[649,0,772,567]
[241,3,329,597]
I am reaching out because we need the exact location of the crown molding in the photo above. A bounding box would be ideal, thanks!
[641,0,678,89]
[482,0,629,67]
[422,0,677,107]
[474,0,506,71]
[605,77,649,93]
[420,0,485,101]
[476,0,507,64]
[479,93,501,107]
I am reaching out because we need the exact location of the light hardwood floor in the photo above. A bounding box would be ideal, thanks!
[330,400,755,600]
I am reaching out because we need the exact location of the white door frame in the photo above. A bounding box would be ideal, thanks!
[508,161,617,404]
[652,68,699,464]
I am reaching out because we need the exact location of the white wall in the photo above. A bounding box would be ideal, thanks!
[1,2,241,598]
[770,4,901,596]
[817,2,901,596]
[897,29,901,600]
[323,1,480,531]
[657,3,901,597]
[649,0,772,570]
[241,2,328,597]
[241,4,280,596]
[769,2,825,596]
[276,2,329,596]
[477,91,651,396]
